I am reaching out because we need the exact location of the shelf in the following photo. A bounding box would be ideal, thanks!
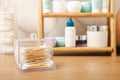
[53,47,113,53]
[43,13,113,18]
[39,0,116,56]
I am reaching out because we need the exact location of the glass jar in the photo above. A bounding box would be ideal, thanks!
[14,39,56,71]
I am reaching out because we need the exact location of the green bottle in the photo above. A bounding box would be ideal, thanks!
[43,0,52,13]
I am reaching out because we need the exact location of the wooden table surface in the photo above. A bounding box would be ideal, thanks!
[0,55,120,80]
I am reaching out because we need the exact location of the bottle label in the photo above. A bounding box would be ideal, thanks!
[65,28,76,47]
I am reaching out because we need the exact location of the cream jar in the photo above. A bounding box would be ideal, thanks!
[67,1,81,13]
[81,2,92,13]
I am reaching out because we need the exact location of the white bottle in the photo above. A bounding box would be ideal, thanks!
[67,1,81,13]
[91,0,102,13]
[52,0,66,13]
[43,0,52,13]
[65,18,76,47]
[102,0,109,13]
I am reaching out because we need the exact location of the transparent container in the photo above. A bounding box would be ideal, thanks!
[14,39,56,71]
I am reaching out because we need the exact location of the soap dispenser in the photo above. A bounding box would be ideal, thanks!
[65,18,76,47]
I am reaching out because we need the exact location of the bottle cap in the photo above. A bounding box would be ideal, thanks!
[66,18,74,27]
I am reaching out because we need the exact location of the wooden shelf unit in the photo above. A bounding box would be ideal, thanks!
[38,0,116,57]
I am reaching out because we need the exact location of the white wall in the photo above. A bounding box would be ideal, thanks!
[15,0,120,38]
[16,0,38,38]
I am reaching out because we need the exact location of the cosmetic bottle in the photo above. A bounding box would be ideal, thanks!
[43,0,52,13]
[65,18,76,47]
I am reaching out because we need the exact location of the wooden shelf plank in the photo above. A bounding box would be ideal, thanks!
[43,13,113,18]
[53,47,113,53]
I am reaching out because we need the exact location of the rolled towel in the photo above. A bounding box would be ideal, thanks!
[0,12,14,54]
[0,19,14,31]
[0,45,14,54]
[0,30,14,38]
[0,37,14,45]
[0,12,14,20]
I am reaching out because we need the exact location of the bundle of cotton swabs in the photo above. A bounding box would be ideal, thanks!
[19,45,54,70]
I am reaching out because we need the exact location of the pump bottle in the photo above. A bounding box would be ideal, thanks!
[65,18,76,47]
